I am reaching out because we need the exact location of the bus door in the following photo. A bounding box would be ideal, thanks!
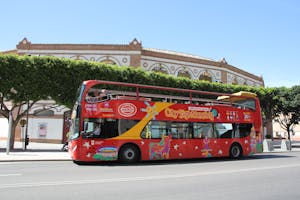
[168,122,193,159]
[191,122,220,158]
[143,121,192,160]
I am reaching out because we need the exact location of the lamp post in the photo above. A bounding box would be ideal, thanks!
[25,99,29,150]
[20,119,26,150]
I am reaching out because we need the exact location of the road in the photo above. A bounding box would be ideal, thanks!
[1,152,300,200]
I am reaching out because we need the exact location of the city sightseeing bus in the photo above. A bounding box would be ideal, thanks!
[68,80,263,164]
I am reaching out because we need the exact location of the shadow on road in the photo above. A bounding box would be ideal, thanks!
[246,153,295,160]
[73,153,296,166]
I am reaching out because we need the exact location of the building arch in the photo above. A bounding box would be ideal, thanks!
[236,76,246,85]
[175,67,193,79]
[33,109,55,116]
[149,63,170,74]
[246,80,254,86]
[232,77,238,85]
[70,55,89,61]
[96,56,121,66]
[198,70,215,82]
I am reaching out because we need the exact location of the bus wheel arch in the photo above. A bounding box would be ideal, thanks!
[229,142,243,159]
[118,143,141,163]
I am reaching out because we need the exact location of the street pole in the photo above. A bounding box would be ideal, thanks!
[21,125,25,150]
[25,100,29,150]
[6,111,13,155]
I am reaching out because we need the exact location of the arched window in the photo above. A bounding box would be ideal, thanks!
[232,77,238,85]
[33,109,54,116]
[100,59,117,65]
[178,69,191,79]
[71,55,88,61]
[199,71,212,82]
[152,64,168,74]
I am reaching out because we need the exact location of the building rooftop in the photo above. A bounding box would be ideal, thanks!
[143,48,215,62]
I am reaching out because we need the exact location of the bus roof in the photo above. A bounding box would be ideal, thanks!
[83,80,257,100]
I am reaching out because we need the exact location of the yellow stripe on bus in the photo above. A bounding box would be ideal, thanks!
[114,102,173,140]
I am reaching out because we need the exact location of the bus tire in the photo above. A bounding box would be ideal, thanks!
[230,143,243,159]
[118,144,140,164]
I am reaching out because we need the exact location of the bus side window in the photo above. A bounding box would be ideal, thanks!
[233,124,240,138]
[216,123,233,138]
[118,119,139,135]
[169,122,190,139]
[141,121,167,139]
[193,123,215,138]
[238,123,253,138]
[141,125,152,139]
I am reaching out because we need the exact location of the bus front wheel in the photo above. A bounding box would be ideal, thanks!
[118,144,140,164]
[230,143,243,159]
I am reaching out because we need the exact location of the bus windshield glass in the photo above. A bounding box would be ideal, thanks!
[69,113,80,140]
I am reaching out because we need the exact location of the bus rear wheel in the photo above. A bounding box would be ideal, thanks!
[118,144,140,164]
[230,143,243,159]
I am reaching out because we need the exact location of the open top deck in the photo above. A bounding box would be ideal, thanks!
[83,80,258,110]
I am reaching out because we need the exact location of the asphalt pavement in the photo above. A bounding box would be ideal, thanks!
[1,152,300,200]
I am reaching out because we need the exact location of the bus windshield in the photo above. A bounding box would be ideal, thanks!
[68,104,80,140]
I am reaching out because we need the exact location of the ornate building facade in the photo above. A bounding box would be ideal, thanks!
[14,38,264,86]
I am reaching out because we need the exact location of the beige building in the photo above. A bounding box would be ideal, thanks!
[10,38,264,86]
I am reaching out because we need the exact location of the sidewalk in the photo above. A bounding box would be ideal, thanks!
[0,141,71,162]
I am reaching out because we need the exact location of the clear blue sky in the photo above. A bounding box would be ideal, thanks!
[1,0,299,87]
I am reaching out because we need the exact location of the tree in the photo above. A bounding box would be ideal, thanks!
[0,94,37,150]
[256,87,281,137]
[0,55,58,149]
[0,54,294,149]
[274,86,300,142]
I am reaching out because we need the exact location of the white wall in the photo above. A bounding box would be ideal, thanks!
[273,120,300,139]
[28,118,63,141]
[0,118,8,138]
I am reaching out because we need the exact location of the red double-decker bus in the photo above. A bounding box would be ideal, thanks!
[68,80,263,163]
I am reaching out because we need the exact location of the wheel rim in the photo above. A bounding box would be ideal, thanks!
[124,148,135,160]
[231,146,240,158]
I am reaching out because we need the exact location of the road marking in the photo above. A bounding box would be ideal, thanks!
[0,163,300,189]
[0,174,22,177]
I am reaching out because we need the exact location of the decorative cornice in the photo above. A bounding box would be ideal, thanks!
[16,38,141,51]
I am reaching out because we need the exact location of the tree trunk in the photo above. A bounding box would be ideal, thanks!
[265,118,274,139]
[9,121,17,150]
[287,125,292,151]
